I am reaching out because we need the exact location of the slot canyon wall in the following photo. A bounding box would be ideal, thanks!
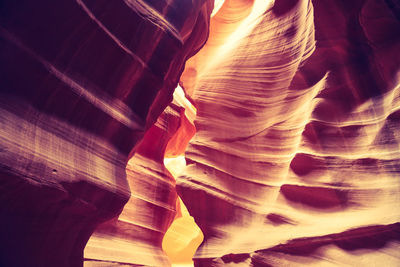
[0,0,400,267]
[0,0,212,266]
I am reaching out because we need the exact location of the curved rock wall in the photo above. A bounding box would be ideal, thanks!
[0,0,213,266]
[177,0,400,265]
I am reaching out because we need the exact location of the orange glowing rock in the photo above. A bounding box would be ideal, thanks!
[161,88,203,266]
[85,85,200,266]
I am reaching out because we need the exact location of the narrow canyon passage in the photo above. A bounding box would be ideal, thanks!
[1,0,399,266]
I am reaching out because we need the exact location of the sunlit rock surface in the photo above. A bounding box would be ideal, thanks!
[177,0,400,265]
[84,86,197,266]
[0,0,213,266]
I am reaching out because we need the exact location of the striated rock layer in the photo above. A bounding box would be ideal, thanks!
[177,0,400,265]
[0,1,213,266]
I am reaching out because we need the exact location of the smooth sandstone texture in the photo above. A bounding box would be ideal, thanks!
[0,1,213,266]
[177,0,400,265]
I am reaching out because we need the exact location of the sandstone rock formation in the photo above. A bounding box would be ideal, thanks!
[1,0,400,266]
[0,1,212,266]
[177,0,400,265]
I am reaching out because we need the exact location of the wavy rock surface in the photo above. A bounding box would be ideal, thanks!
[177,0,400,265]
[0,1,213,266]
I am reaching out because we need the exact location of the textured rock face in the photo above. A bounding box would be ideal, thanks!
[177,0,400,265]
[0,1,212,266]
